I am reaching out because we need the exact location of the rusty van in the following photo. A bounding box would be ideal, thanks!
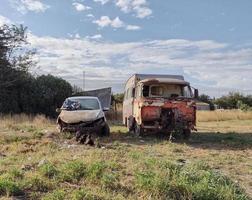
[123,74,198,138]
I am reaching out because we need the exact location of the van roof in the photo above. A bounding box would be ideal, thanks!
[139,78,189,85]
[134,74,184,81]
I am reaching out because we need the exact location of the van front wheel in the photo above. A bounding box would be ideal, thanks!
[183,129,191,140]
[134,124,143,137]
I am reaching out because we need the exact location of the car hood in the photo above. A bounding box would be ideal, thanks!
[59,110,102,124]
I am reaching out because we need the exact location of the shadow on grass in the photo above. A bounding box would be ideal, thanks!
[101,129,252,150]
[188,131,252,150]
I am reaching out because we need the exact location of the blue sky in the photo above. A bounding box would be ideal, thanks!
[0,0,252,96]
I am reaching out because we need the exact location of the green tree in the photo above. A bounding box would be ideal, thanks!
[35,75,73,117]
[215,92,252,109]
[0,24,73,117]
[198,94,215,110]
[0,24,35,113]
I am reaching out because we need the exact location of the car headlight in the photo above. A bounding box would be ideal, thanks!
[96,110,104,119]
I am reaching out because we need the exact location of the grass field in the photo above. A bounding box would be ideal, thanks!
[0,112,252,200]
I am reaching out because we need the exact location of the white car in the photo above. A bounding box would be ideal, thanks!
[56,96,110,136]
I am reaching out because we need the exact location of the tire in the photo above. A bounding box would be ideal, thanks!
[127,116,135,132]
[183,129,191,140]
[100,123,110,137]
[134,124,143,137]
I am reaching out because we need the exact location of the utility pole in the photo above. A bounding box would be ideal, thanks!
[83,71,85,92]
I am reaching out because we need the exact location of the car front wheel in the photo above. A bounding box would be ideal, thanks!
[100,123,110,137]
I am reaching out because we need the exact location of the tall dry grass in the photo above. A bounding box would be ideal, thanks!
[197,110,252,122]
[0,113,54,129]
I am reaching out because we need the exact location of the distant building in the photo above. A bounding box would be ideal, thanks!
[196,102,210,111]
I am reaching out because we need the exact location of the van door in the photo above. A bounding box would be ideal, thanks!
[123,87,135,126]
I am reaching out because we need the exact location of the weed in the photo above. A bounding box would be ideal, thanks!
[59,160,86,183]
[71,189,104,200]
[42,189,66,200]
[8,168,24,180]
[87,161,106,180]
[0,178,23,196]
[135,170,157,191]
[128,151,142,160]
[23,175,53,192]
[101,173,119,189]
[39,162,59,179]
[4,135,30,144]
[61,132,74,139]
[33,130,45,139]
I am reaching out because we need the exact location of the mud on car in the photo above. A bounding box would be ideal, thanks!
[56,96,110,137]
[123,74,198,139]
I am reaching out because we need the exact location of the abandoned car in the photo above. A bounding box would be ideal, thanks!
[123,74,198,138]
[56,96,110,136]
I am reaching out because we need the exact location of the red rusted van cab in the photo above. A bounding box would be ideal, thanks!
[123,74,198,138]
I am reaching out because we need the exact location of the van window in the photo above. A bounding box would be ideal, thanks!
[143,85,149,97]
[126,88,130,99]
[151,86,164,96]
[132,88,135,98]
[124,91,127,100]
[136,86,141,98]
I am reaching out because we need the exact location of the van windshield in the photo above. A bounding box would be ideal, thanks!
[143,84,193,98]
[62,98,100,110]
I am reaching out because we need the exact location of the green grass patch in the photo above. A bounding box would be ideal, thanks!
[87,161,107,180]
[39,162,59,179]
[134,161,249,200]
[58,160,86,183]
[42,189,66,200]
[0,178,23,196]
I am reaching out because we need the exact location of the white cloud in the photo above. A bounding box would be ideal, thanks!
[86,34,103,40]
[0,15,12,26]
[115,0,152,18]
[27,34,252,95]
[93,16,112,27]
[111,17,124,28]
[93,0,110,5]
[72,2,91,11]
[133,6,152,18]
[74,33,80,38]
[10,0,50,14]
[93,16,140,30]
[86,14,95,18]
[126,25,141,30]
[93,0,152,18]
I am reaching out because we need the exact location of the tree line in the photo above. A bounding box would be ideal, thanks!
[0,24,73,117]
[198,93,252,111]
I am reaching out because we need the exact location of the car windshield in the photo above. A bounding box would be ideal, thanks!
[62,98,100,110]
[143,84,193,98]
